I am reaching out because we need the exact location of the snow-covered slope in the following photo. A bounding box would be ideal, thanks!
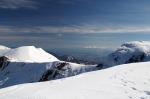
[103,41,150,67]
[0,45,58,62]
[0,45,10,50]
[0,46,10,56]
[0,45,99,88]
[0,62,150,99]
[0,61,97,88]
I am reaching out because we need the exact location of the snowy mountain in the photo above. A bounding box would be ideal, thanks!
[0,61,150,99]
[103,41,150,67]
[0,41,150,91]
[0,45,98,88]
[0,45,59,63]
[0,61,97,88]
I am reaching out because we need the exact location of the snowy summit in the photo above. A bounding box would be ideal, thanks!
[0,45,59,63]
[104,41,150,67]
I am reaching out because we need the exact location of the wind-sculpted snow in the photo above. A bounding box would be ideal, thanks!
[0,61,97,88]
[103,41,150,67]
[0,62,150,99]
[0,45,59,62]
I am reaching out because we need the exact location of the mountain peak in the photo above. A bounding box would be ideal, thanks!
[0,45,59,63]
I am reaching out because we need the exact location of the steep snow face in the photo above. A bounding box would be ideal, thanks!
[0,62,150,99]
[104,41,150,67]
[0,61,97,88]
[0,46,59,62]
[0,62,48,88]
[0,45,98,88]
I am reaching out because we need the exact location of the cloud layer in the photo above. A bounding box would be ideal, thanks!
[0,25,150,33]
[0,0,37,9]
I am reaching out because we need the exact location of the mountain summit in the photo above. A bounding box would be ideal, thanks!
[0,46,59,63]
[103,41,150,67]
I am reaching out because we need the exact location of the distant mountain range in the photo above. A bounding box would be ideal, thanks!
[0,41,150,89]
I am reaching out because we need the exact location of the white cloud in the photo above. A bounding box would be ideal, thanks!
[0,0,37,9]
[0,25,150,33]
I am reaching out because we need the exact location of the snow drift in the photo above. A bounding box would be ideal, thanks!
[0,45,59,62]
[0,62,150,99]
[103,41,150,67]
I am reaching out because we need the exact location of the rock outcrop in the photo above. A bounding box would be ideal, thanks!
[0,56,9,70]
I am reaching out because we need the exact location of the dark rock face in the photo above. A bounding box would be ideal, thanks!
[0,56,9,70]
[125,53,145,64]
[96,64,103,70]
[109,52,146,66]
[39,62,69,81]
[39,61,98,82]
[58,55,95,65]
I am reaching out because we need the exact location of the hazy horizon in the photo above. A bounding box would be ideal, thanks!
[0,0,150,54]
[0,32,150,49]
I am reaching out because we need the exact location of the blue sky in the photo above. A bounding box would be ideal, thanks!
[1,0,150,49]
[0,0,150,33]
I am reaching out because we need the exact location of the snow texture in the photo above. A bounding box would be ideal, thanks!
[0,41,150,99]
[0,62,150,99]
[0,45,59,62]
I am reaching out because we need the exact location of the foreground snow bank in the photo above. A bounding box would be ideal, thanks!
[103,41,150,67]
[0,62,150,99]
[0,45,58,62]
